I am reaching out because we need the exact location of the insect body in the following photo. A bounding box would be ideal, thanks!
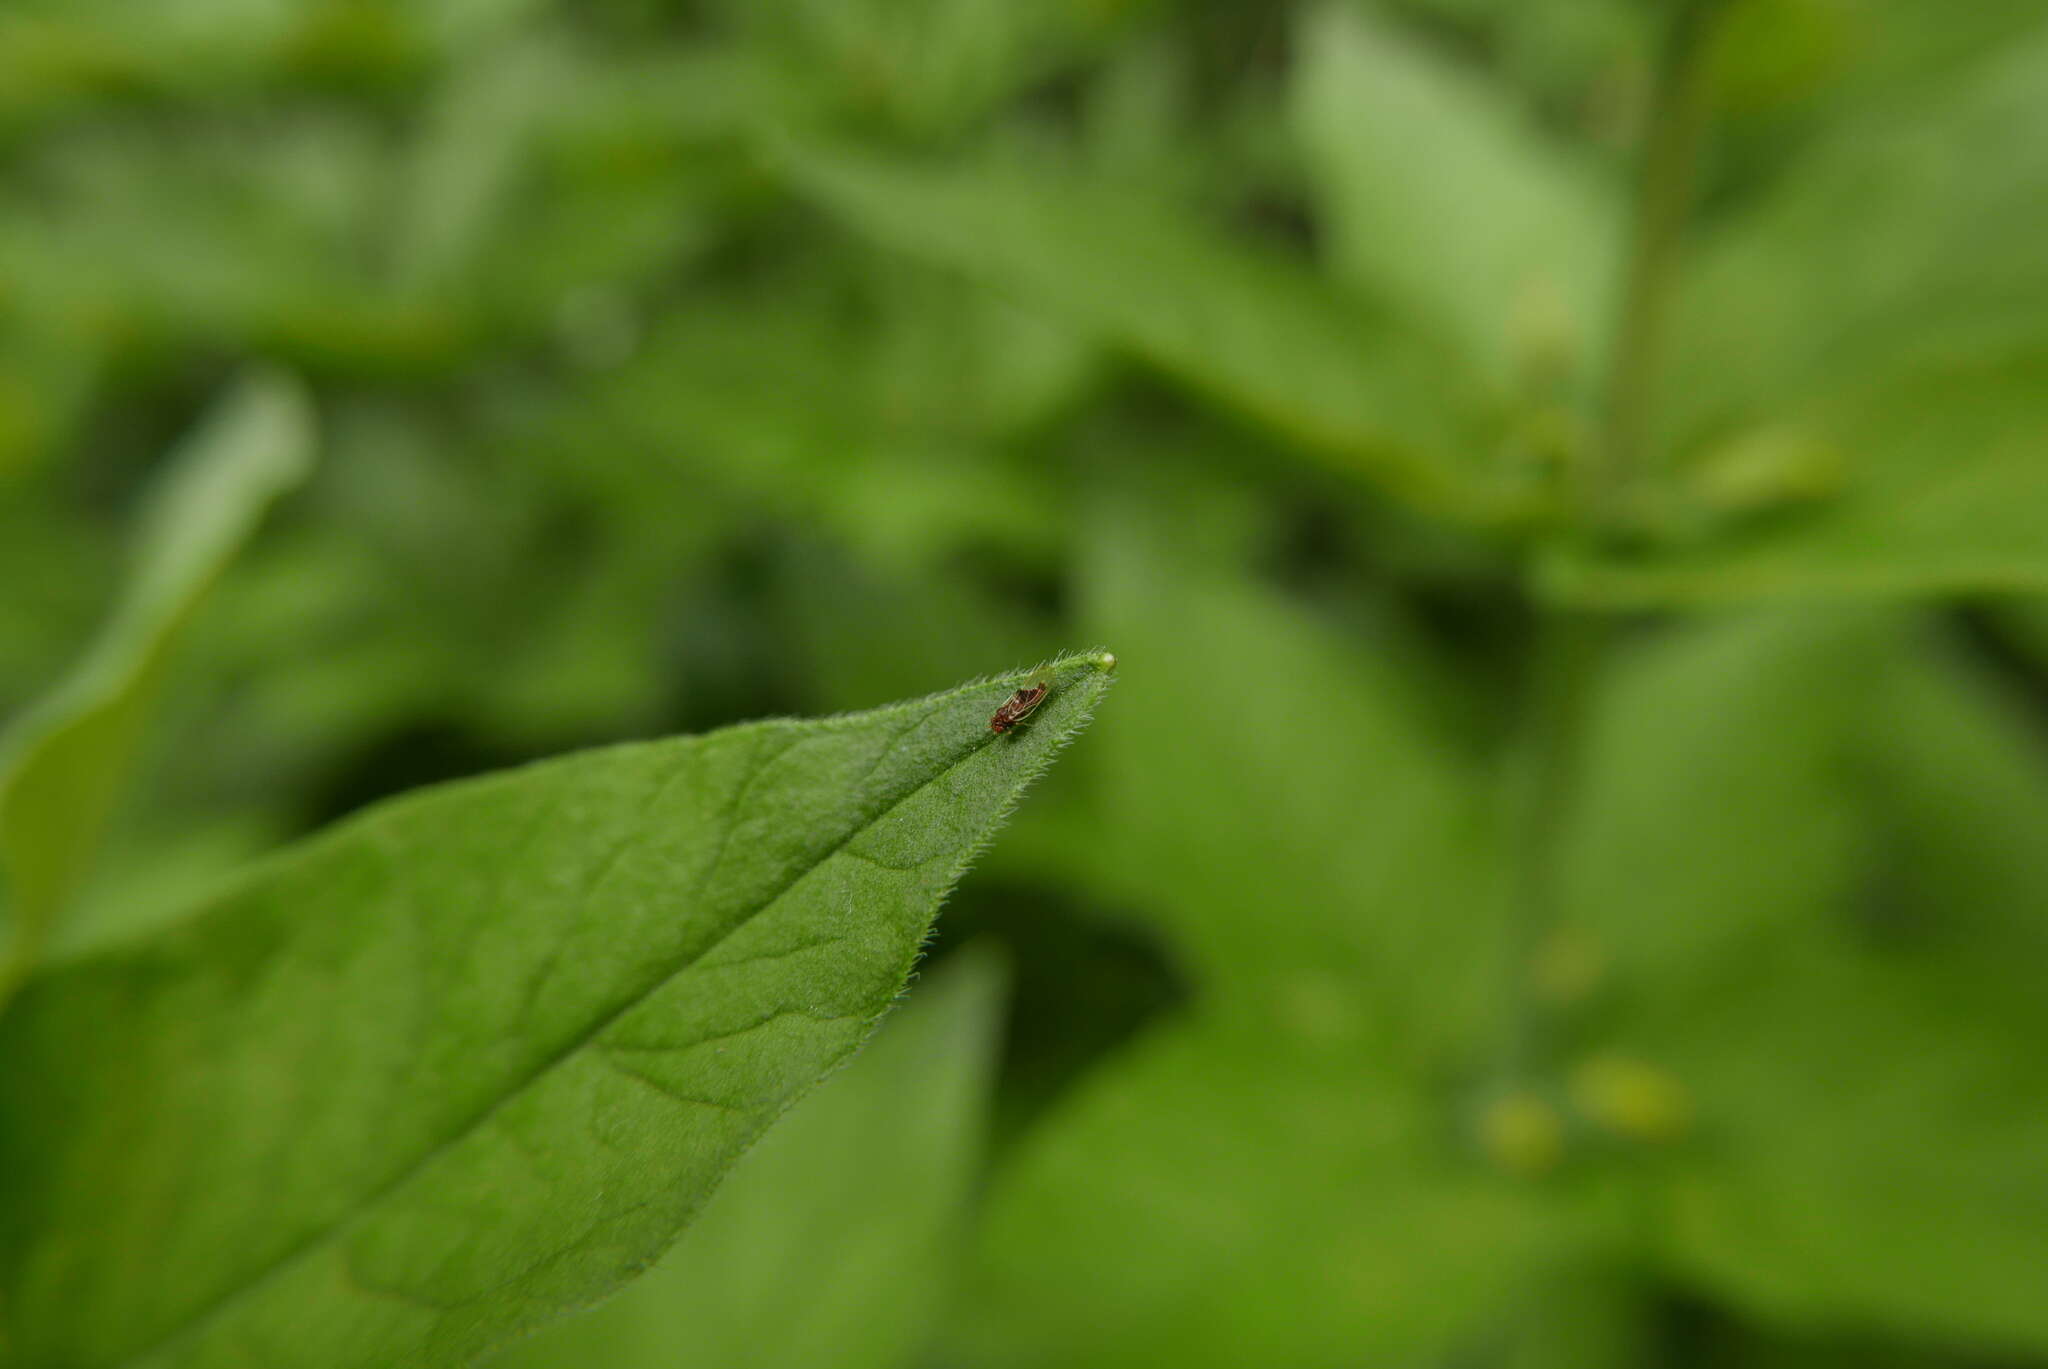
[988,672,1052,734]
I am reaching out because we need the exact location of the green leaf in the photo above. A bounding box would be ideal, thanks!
[952,1024,1579,1369]
[1541,357,2048,604]
[943,480,1573,1369]
[1667,22,2048,448]
[1652,634,2048,1350]
[580,279,1073,579]
[388,39,565,294]
[493,947,1006,1369]
[708,0,1125,137]
[1544,26,2048,605]
[0,652,1114,1369]
[1495,1266,1655,1369]
[1562,611,2048,1349]
[0,368,314,1000]
[1075,475,1508,1071]
[1290,4,1619,389]
[780,144,1514,526]
[1558,610,1889,999]
[1658,892,2048,1352]
[1988,597,2048,689]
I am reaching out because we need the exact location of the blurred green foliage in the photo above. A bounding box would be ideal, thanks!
[0,369,311,997]
[5,0,2048,1365]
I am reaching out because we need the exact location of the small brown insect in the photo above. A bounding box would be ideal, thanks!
[988,671,1052,734]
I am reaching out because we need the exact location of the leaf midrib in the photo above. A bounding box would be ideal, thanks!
[117,703,974,1369]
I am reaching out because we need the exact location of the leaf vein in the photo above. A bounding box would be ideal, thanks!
[117,713,988,1369]
[597,1055,748,1115]
[601,1005,864,1057]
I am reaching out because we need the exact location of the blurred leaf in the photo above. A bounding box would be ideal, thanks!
[419,45,753,343]
[1654,632,2048,1351]
[0,368,313,1001]
[1541,357,2048,604]
[1554,20,2048,605]
[1657,922,2048,1352]
[953,1023,1581,1369]
[1558,610,1886,1000]
[1853,631,2048,958]
[1702,0,2048,251]
[584,278,1069,577]
[942,480,1573,1368]
[1987,597,2048,687]
[0,7,300,122]
[495,946,1007,1369]
[133,512,498,833]
[0,114,471,379]
[1497,1266,1655,1369]
[1081,34,1188,178]
[0,0,441,117]
[0,319,100,474]
[1291,4,1620,390]
[1666,21,2048,448]
[1563,611,2048,1349]
[417,0,552,51]
[771,538,1055,719]
[1076,476,1508,1068]
[0,654,1114,1369]
[1376,0,1652,134]
[783,144,1518,526]
[0,478,116,711]
[709,0,1128,137]
[387,37,564,293]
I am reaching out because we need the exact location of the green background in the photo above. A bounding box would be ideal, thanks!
[6,0,2048,1365]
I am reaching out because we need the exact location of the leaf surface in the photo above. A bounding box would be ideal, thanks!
[1658,631,2048,1349]
[947,481,1573,1368]
[1074,479,1507,1068]
[1546,26,2048,605]
[0,369,314,999]
[1290,4,1619,388]
[1558,610,1887,996]
[493,948,1005,1369]
[781,145,1512,525]
[955,1021,1575,1369]
[1542,358,2048,604]
[0,653,1113,1369]
[1666,24,2048,448]
[1561,611,2048,1348]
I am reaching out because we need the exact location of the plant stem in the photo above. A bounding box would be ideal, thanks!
[1593,0,1727,523]
[1502,607,1608,1077]
[1503,0,1726,1081]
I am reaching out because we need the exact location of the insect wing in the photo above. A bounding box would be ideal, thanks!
[988,672,1053,733]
